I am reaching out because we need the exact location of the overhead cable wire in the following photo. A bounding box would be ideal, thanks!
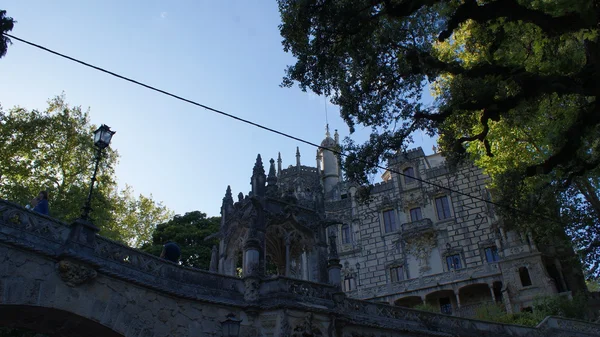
[2,32,564,224]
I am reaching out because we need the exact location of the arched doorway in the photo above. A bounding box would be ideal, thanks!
[425,289,456,315]
[394,296,423,308]
[0,305,124,337]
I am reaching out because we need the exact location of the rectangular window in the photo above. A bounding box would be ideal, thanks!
[439,297,453,315]
[390,266,404,282]
[409,207,423,221]
[383,209,397,233]
[435,196,452,220]
[485,247,500,262]
[446,254,462,270]
[403,167,416,185]
[341,224,352,244]
[344,277,354,291]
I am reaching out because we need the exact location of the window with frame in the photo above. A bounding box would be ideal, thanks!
[341,224,352,244]
[519,267,532,287]
[409,207,423,221]
[446,254,462,270]
[435,196,452,220]
[484,247,500,262]
[403,167,416,185]
[390,266,405,282]
[383,209,397,233]
[343,277,354,291]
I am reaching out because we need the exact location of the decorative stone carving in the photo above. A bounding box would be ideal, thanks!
[404,230,436,275]
[244,277,260,302]
[292,313,323,337]
[57,260,97,287]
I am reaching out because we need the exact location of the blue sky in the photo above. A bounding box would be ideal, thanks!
[0,1,436,217]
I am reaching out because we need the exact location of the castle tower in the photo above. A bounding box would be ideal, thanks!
[317,124,340,196]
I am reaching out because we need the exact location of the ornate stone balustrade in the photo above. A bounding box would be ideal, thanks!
[260,276,337,307]
[401,218,433,235]
[0,199,245,306]
[350,263,501,299]
[0,200,71,246]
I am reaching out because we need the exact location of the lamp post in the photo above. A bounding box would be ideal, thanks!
[221,313,242,337]
[81,124,115,221]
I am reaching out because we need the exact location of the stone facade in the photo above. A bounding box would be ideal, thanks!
[217,129,587,320]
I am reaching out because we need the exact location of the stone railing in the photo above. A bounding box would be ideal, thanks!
[401,218,433,235]
[325,198,351,211]
[350,263,501,299]
[260,276,338,307]
[372,180,395,194]
[337,298,543,337]
[280,165,318,176]
[0,199,245,305]
[0,199,71,246]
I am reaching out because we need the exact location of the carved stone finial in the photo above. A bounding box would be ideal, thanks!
[432,145,438,153]
[296,147,301,167]
[277,152,282,176]
[238,192,244,202]
[326,124,330,138]
[334,129,339,144]
[267,158,277,186]
[58,260,97,287]
[251,154,266,196]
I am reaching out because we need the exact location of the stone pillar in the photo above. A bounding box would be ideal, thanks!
[327,228,342,287]
[244,236,261,277]
[502,287,513,314]
[454,291,461,308]
[489,284,497,303]
[285,233,291,277]
[60,218,100,258]
[302,251,309,280]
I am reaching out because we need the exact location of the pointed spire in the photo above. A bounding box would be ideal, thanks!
[221,185,234,213]
[277,152,282,177]
[253,154,265,176]
[326,124,331,138]
[296,147,301,167]
[334,129,339,144]
[251,154,266,197]
[267,158,278,186]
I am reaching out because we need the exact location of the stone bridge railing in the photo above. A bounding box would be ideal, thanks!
[0,199,246,306]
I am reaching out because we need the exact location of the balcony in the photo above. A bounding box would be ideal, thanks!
[401,218,433,235]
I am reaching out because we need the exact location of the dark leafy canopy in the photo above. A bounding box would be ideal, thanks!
[279,0,597,183]
[0,95,172,245]
[279,0,600,274]
[0,10,15,58]
[142,211,220,269]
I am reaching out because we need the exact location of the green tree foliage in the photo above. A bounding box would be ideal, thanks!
[278,0,599,274]
[474,294,589,326]
[142,211,220,269]
[0,10,15,58]
[0,95,172,245]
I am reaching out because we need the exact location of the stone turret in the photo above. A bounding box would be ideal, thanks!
[317,125,340,196]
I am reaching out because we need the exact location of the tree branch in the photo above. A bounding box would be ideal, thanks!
[439,0,591,42]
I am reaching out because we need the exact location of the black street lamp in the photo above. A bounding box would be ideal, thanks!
[221,313,242,337]
[81,124,115,221]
